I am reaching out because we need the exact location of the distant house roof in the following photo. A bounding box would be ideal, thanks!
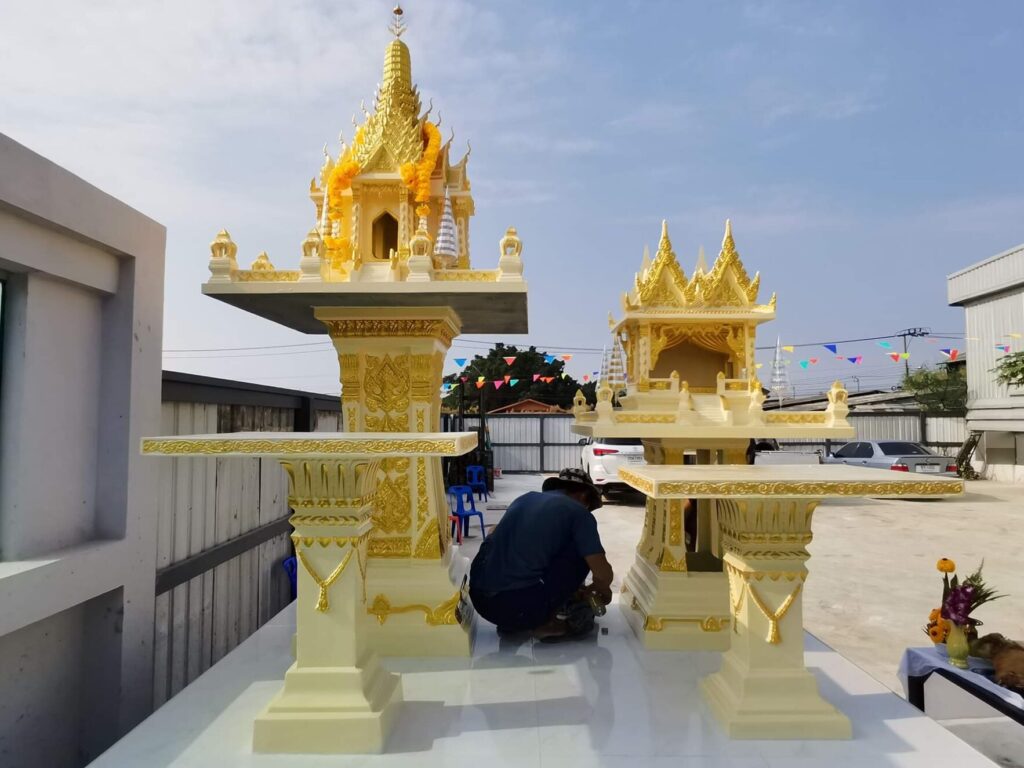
[487,398,568,415]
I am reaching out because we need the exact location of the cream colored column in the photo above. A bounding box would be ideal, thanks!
[701,498,851,739]
[253,457,402,753]
[316,306,472,657]
[622,441,730,651]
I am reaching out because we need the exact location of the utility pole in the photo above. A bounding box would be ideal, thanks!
[895,327,930,379]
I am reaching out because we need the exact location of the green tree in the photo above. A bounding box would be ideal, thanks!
[902,364,967,415]
[442,343,596,413]
[993,351,1024,388]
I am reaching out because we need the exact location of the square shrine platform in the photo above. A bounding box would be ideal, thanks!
[92,600,995,767]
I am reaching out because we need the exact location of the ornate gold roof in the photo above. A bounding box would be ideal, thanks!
[624,219,775,313]
[350,39,425,171]
[634,221,687,306]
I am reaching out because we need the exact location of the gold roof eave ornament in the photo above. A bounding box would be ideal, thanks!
[622,219,774,318]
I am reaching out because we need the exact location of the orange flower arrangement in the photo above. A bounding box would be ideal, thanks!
[937,558,956,574]
[399,121,441,209]
[326,128,366,221]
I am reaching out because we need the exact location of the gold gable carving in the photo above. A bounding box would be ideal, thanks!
[626,220,766,311]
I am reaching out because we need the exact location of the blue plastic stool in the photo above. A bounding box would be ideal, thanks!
[465,464,489,501]
[448,484,486,540]
[282,555,298,601]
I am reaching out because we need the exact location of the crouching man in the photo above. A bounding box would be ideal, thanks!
[468,468,614,641]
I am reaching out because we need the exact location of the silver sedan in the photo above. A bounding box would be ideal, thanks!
[823,440,958,477]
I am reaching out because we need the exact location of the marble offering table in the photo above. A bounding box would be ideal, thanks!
[142,432,476,754]
[618,464,963,740]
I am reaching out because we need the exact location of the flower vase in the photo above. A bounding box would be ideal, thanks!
[946,622,970,669]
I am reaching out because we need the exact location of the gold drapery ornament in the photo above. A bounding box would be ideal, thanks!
[745,582,802,644]
[368,590,460,625]
[296,545,355,613]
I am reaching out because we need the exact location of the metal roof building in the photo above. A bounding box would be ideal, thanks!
[948,243,1024,481]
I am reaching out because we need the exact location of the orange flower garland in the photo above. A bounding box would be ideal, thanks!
[326,128,365,221]
[399,121,441,210]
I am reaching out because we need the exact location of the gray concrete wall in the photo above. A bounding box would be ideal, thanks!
[0,134,165,766]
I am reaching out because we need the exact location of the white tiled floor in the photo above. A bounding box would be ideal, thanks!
[93,600,997,768]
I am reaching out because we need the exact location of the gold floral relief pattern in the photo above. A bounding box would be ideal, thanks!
[410,354,436,402]
[141,437,459,456]
[364,354,410,432]
[368,591,460,626]
[373,457,411,535]
[368,537,412,558]
[234,270,301,282]
[763,412,827,424]
[413,516,442,559]
[339,353,361,402]
[659,548,688,572]
[323,319,456,346]
[415,458,428,526]
[668,500,683,546]
[615,413,676,424]
[616,475,963,499]
[431,270,499,282]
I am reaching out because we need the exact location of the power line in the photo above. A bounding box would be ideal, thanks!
[160,329,974,360]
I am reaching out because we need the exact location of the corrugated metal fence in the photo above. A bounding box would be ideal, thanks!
[449,414,583,473]
[447,411,967,473]
[775,413,966,453]
[151,372,341,709]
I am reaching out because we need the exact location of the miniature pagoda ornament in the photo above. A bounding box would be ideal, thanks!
[769,336,794,405]
[572,218,854,652]
[199,6,528,660]
[433,187,459,268]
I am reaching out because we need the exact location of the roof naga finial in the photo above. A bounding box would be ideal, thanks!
[389,4,407,38]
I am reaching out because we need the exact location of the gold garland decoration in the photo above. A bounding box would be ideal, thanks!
[326,127,366,222]
[745,582,802,644]
[399,122,441,213]
[295,545,355,613]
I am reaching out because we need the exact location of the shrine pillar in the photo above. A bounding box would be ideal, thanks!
[317,306,472,656]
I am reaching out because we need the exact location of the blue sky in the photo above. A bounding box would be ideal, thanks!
[3,1,1022,396]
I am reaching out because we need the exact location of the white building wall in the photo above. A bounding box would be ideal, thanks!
[0,134,165,767]
[948,242,1024,480]
[963,290,1024,407]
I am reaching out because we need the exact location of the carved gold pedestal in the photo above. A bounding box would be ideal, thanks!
[619,465,963,740]
[141,433,476,753]
[700,498,850,740]
[620,443,738,652]
[621,496,730,651]
[318,307,473,657]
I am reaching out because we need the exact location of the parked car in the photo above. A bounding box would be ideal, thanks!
[579,436,646,496]
[823,441,958,476]
[754,449,822,465]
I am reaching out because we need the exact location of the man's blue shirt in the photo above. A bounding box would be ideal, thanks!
[471,490,605,593]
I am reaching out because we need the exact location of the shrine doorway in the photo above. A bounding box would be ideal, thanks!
[371,212,399,261]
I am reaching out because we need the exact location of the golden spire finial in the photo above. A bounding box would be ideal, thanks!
[721,218,736,255]
[389,4,407,38]
[657,219,673,256]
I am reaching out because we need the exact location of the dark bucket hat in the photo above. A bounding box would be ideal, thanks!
[542,467,603,511]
